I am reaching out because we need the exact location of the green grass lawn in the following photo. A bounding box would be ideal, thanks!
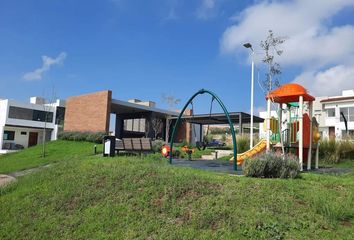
[0,140,99,173]
[0,141,353,239]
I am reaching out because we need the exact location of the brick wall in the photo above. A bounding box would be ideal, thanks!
[64,90,112,132]
[174,109,192,143]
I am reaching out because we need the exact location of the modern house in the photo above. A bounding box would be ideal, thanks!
[316,90,354,139]
[0,97,65,153]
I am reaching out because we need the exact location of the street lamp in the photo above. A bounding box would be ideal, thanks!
[243,42,254,149]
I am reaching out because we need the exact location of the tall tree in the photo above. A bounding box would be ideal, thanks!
[260,30,286,93]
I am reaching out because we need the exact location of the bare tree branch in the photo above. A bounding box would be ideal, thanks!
[260,30,287,93]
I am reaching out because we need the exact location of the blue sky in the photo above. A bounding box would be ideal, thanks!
[1,0,354,114]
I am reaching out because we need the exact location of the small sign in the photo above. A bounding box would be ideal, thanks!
[104,140,111,154]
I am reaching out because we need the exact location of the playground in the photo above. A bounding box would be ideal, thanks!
[163,83,323,176]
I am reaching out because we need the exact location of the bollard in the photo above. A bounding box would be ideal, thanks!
[94,145,97,155]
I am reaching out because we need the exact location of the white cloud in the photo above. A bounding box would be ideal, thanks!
[196,0,217,20]
[221,0,354,67]
[294,65,354,96]
[23,52,67,81]
[220,0,354,96]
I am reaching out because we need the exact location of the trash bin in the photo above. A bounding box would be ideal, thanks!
[103,136,116,157]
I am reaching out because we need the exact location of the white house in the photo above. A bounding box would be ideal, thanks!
[0,97,65,153]
[316,90,354,139]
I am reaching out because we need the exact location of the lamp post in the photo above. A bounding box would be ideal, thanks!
[243,42,254,149]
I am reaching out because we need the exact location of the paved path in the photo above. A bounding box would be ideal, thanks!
[172,159,243,175]
[201,150,233,160]
[0,164,51,188]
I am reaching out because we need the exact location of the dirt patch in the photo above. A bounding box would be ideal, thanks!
[295,199,307,206]
[340,219,352,228]
[0,174,16,187]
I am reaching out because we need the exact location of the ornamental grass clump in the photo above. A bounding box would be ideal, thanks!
[319,139,354,164]
[243,152,300,179]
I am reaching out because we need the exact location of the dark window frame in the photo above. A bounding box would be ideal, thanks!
[3,130,15,140]
[8,106,53,123]
[340,107,349,122]
[326,108,335,117]
[55,106,65,125]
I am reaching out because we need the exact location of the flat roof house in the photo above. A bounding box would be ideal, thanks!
[0,97,65,153]
[316,90,354,139]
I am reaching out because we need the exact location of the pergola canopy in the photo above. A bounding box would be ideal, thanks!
[169,112,264,125]
[110,99,178,118]
[266,83,315,103]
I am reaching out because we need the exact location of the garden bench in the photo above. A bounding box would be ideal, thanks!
[115,138,153,154]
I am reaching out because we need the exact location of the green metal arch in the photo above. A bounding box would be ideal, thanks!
[169,89,238,171]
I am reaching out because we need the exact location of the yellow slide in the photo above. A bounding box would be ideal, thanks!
[230,139,267,166]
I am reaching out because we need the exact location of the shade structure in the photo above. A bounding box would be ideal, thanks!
[168,112,264,125]
[266,83,315,103]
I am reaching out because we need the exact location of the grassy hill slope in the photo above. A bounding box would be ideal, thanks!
[0,141,353,239]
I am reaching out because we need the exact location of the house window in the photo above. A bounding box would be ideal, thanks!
[340,107,349,122]
[124,118,145,133]
[8,106,32,120]
[326,108,335,117]
[3,131,15,140]
[55,107,65,125]
[349,107,354,122]
[21,132,27,135]
[32,110,54,122]
[8,106,53,123]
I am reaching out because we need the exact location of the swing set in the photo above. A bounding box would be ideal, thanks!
[191,96,214,151]
[167,89,239,171]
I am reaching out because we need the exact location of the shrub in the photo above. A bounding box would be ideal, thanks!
[237,135,250,153]
[191,148,213,159]
[175,140,189,148]
[210,127,230,134]
[173,149,181,158]
[243,153,300,179]
[204,134,213,143]
[152,140,165,153]
[58,131,106,144]
[221,134,226,142]
[319,139,354,164]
